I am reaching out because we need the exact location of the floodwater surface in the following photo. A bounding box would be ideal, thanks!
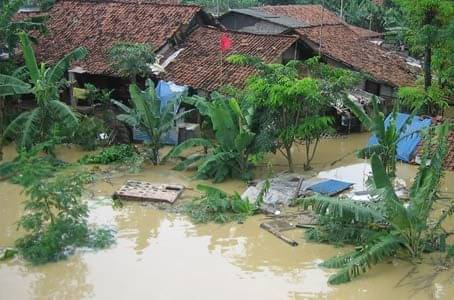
[0,134,453,300]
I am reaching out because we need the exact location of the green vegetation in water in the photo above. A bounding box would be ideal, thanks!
[15,173,115,265]
[79,144,138,164]
[296,122,451,285]
[184,184,259,224]
[112,79,188,165]
[72,115,106,150]
[165,91,259,182]
[0,142,68,187]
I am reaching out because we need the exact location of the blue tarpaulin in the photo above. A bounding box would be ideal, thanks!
[308,179,353,196]
[367,113,432,162]
[133,80,187,144]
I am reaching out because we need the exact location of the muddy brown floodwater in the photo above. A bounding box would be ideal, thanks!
[0,133,453,299]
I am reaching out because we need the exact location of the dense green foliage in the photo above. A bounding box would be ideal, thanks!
[185,184,258,223]
[344,95,411,178]
[0,141,67,187]
[229,56,357,171]
[0,0,46,68]
[397,85,448,116]
[165,92,259,182]
[71,115,106,150]
[297,122,451,284]
[15,173,115,264]
[108,42,155,84]
[113,79,187,164]
[0,32,86,150]
[301,0,404,33]
[78,144,137,164]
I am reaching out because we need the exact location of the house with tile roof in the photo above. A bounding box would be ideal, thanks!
[163,26,300,92]
[25,0,213,76]
[220,5,418,100]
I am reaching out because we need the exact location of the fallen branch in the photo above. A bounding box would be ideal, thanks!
[260,222,298,246]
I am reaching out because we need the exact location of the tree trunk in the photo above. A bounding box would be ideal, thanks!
[424,45,432,91]
[285,144,294,173]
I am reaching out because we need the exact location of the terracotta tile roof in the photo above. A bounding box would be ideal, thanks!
[348,25,382,39]
[27,0,202,75]
[294,24,416,87]
[258,4,381,39]
[164,26,297,91]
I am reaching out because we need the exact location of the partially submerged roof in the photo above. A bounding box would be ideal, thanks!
[164,26,297,91]
[224,8,307,28]
[28,0,203,75]
[258,5,382,38]
[294,24,416,87]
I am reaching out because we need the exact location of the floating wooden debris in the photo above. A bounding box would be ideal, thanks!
[113,180,184,204]
[260,222,298,246]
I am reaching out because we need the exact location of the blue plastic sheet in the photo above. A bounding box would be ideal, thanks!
[308,179,353,196]
[367,113,432,162]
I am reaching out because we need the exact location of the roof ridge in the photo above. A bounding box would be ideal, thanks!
[198,25,298,39]
[56,0,201,9]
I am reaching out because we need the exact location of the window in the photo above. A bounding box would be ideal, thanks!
[365,80,380,96]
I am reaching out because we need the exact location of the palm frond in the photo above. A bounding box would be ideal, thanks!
[297,195,384,223]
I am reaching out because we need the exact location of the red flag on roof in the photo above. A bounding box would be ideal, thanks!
[220,32,232,52]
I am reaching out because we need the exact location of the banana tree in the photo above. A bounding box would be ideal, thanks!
[164,92,257,182]
[344,95,418,178]
[112,79,188,165]
[0,32,86,151]
[299,122,450,284]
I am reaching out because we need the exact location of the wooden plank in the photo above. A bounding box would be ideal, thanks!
[113,180,184,204]
[260,222,298,246]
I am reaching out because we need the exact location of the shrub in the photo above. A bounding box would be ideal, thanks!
[185,184,258,224]
[15,173,115,264]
